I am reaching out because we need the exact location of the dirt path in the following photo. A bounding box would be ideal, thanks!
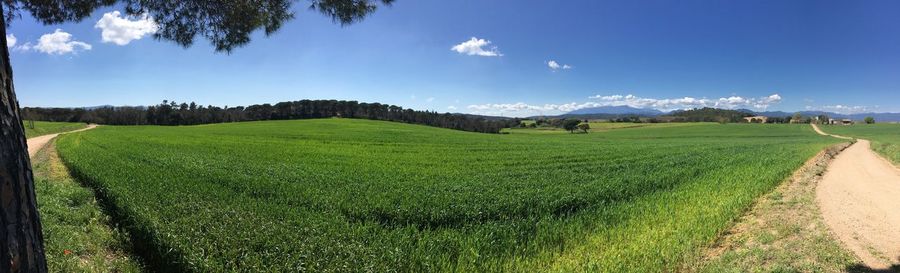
[27,124,97,157]
[810,123,852,139]
[812,124,900,269]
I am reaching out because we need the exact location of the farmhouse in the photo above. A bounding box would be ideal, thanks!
[827,118,854,125]
[743,116,768,123]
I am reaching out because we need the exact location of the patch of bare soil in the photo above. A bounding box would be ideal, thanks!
[817,139,900,270]
[27,124,97,157]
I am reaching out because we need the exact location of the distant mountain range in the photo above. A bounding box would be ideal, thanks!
[558,106,900,122]
[567,106,664,116]
[750,110,900,122]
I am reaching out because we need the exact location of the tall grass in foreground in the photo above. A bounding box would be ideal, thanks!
[34,141,142,272]
[56,119,838,272]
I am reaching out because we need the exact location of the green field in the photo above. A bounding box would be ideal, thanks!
[819,124,900,164]
[504,121,703,134]
[55,119,840,272]
[24,121,87,138]
[33,141,142,272]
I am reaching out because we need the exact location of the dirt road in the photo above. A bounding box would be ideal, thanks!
[810,123,852,140]
[812,124,900,269]
[27,124,97,157]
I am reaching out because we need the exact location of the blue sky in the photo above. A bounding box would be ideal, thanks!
[7,0,900,117]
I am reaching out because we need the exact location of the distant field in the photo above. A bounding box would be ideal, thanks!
[24,121,87,138]
[504,121,703,134]
[56,119,839,272]
[820,124,900,164]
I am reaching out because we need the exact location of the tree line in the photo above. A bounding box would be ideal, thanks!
[23,100,521,134]
[669,107,753,123]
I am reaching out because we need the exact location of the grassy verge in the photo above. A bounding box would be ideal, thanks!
[819,124,900,165]
[34,140,143,272]
[687,143,862,272]
[25,121,87,138]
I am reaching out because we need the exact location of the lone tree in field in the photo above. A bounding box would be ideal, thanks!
[0,1,392,271]
[562,119,581,133]
[865,116,875,124]
[577,122,590,133]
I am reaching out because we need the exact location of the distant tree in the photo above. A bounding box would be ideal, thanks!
[577,122,590,133]
[669,107,750,123]
[865,116,875,124]
[792,113,803,123]
[563,119,581,133]
[0,1,395,271]
[767,117,785,124]
[816,115,830,125]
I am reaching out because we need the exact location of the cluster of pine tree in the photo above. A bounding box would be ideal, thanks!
[669,107,753,123]
[23,100,520,134]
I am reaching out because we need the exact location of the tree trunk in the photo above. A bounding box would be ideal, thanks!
[0,5,49,273]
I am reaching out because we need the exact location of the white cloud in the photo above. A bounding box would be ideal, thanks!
[466,101,604,116]
[95,11,158,45]
[426,97,435,102]
[451,37,502,57]
[19,29,91,55]
[812,104,876,114]
[467,93,784,117]
[587,93,782,111]
[548,60,573,70]
[6,34,16,48]
[548,60,560,69]
[447,105,457,110]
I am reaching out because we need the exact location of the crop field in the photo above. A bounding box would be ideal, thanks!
[24,121,87,138]
[820,124,900,164]
[55,119,840,272]
[504,121,702,134]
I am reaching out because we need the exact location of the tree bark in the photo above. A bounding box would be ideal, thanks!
[0,5,49,273]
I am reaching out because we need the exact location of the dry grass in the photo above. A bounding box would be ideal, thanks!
[34,141,143,273]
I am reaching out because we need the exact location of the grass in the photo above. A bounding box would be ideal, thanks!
[819,124,900,164]
[24,121,87,138]
[55,119,840,272]
[33,140,143,272]
[503,121,703,134]
[691,143,860,273]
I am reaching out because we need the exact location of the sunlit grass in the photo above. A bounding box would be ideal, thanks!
[820,123,900,164]
[34,141,142,272]
[57,119,837,272]
[24,121,87,138]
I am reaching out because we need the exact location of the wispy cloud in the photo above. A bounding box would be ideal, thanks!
[451,37,502,57]
[467,93,783,117]
[806,104,877,114]
[587,93,782,111]
[17,29,91,55]
[547,60,572,70]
